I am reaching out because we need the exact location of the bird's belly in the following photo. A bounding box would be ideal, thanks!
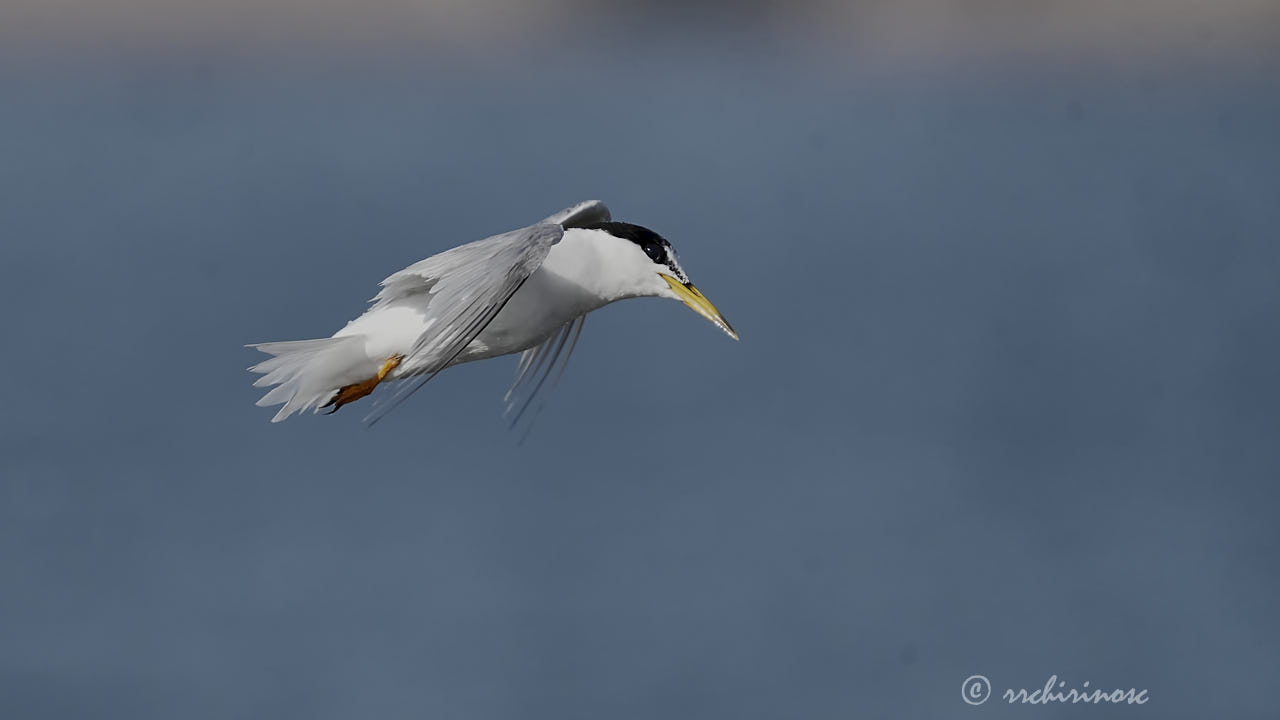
[460,268,598,362]
[339,267,600,378]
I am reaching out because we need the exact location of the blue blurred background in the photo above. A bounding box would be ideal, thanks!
[2,1,1278,717]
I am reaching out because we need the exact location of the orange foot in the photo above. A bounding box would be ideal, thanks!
[323,354,404,413]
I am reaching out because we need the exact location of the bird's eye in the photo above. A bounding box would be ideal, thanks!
[643,242,664,263]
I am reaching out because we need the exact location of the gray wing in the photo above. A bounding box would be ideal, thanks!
[364,222,565,424]
[540,199,611,228]
[496,201,610,435]
[503,314,586,437]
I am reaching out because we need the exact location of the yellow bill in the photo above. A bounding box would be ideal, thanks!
[662,275,739,340]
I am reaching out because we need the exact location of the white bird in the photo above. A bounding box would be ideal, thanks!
[247,201,737,424]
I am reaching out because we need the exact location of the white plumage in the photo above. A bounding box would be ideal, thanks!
[247,201,736,424]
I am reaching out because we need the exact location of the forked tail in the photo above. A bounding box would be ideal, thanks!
[246,337,375,422]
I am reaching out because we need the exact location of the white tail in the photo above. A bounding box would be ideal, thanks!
[246,337,372,422]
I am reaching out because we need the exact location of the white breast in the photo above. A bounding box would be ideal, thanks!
[462,226,659,362]
[462,235,613,361]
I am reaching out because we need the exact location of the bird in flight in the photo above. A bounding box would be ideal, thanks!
[247,201,737,424]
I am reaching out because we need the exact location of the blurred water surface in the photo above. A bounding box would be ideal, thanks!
[1,18,1278,720]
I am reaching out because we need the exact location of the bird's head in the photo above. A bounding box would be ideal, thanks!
[579,221,738,340]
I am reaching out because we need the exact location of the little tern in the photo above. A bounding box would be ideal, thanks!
[247,201,737,424]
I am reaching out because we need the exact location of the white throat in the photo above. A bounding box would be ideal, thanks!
[538,227,666,306]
